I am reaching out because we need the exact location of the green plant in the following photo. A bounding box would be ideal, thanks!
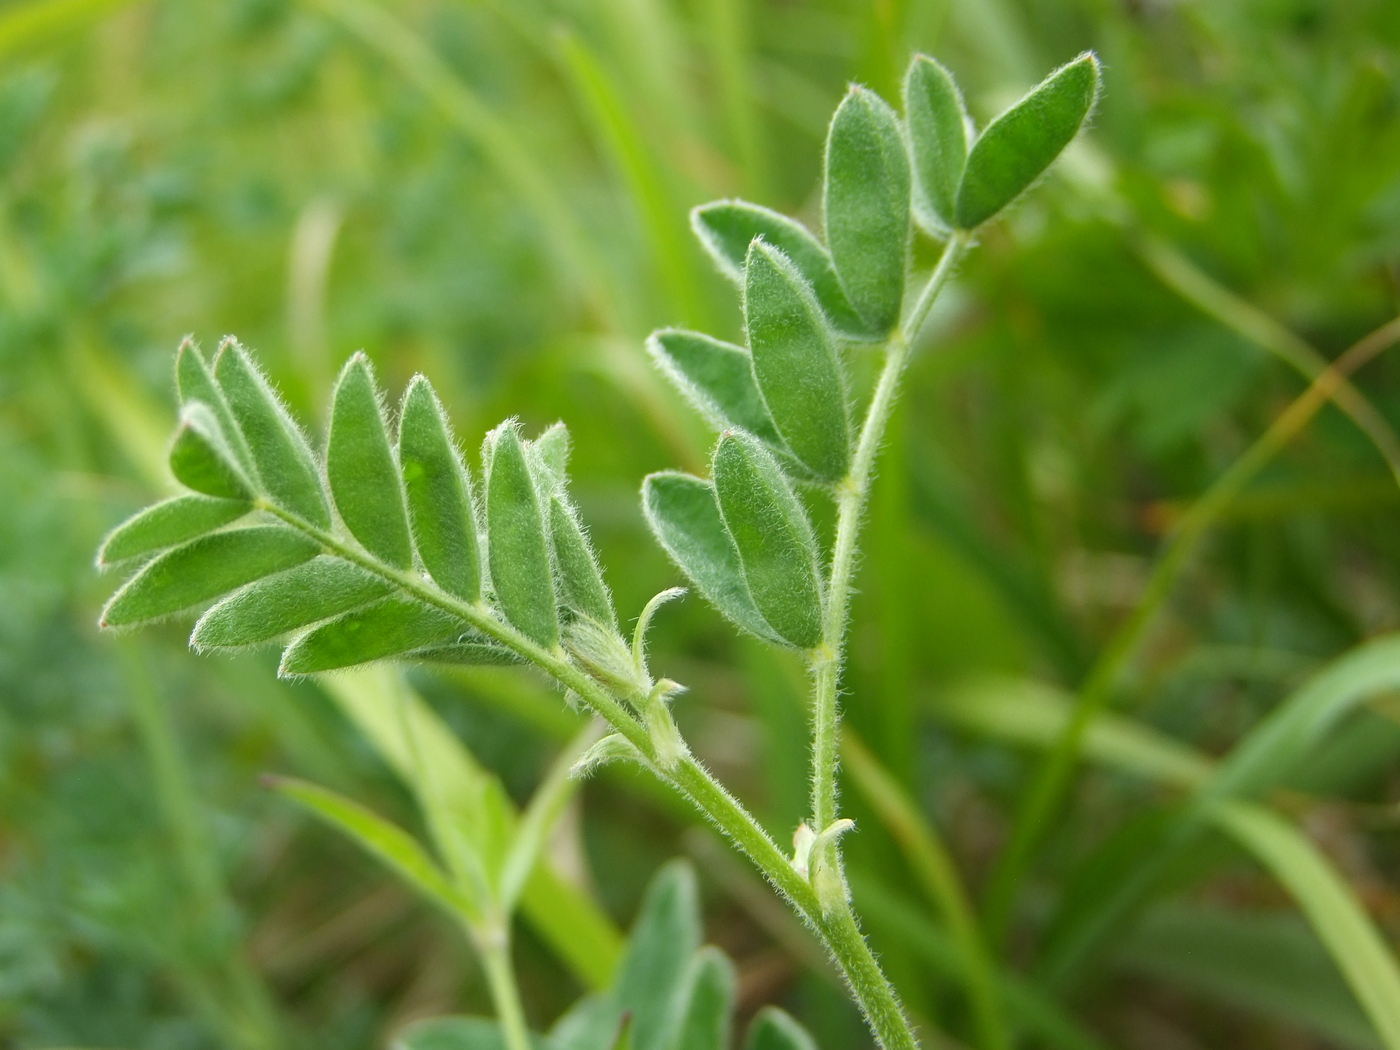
[95,52,1101,1050]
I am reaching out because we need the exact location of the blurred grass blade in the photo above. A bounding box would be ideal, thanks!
[703,0,767,198]
[279,597,462,674]
[486,424,559,647]
[647,329,783,447]
[0,0,135,64]
[101,526,319,627]
[192,558,389,649]
[327,353,413,568]
[399,375,482,601]
[270,775,464,914]
[675,947,736,1050]
[98,495,250,565]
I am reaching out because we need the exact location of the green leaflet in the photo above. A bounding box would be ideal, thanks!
[191,557,389,649]
[641,472,782,645]
[486,425,559,648]
[953,53,1100,230]
[904,54,968,232]
[175,339,254,474]
[327,353,414,568]
[411,640,520,666]
[647,329,783,448]
[823,86,911,334]
[613,860,701,1050]
[399,376,482,600]
[549,497,614,625]
[168,401,251,500]
[745,1009,819,1050]
[690,200,875,339]
[271,776,463,915]
[214,339,330,527]
[279,596,464,675]
[744,243,851,483]
[532,421,571,494]
[100,526,319,627]
[674,948,736,1050]
[98,494,249,564]
[712,432,823,649]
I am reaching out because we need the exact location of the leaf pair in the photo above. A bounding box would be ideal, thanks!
[906,52,1100,232]
[644,431,823,650]
[99,340,617,676]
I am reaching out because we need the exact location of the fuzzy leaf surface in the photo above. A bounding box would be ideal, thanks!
[399,376,482,600]
[549,497,614,626]
[101,526,319,627]
[327,353,413,568]
[953,53,1099,229]
[214,340,330,527]
[98,495,249,564]
[648,330,783,448]
[192,557,390,648]
[280,596,464,674]
[905,54,968,231]
[712,432,823,649]
[690,200,874,339]
[175,340,253,473]
[744,243,850,482]
[168,401,251,500]
[823,86,911,333]
[486,426,559,647]
[641,472,782,644]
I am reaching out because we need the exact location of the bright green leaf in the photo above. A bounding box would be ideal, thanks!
[904,54,968,232]
[823,86,910,333]
[549,496,614,625]
[279,596,465,674]
[641,472,781,645]
[168,401,251,500]
[192,557,389,649]
[486,424,559,648]
[327,352,413,568]
[214,339,330,527]
[712,432,823,649]
[744,243,851,483]
[98,494,250,564]
[100,526,319,627]
[953,53,1099,229]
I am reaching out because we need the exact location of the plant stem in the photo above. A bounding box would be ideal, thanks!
[982,313,1400,941]
[480,934,532,1050]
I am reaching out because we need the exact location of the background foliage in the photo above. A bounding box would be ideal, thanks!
[2,0,1399,1047]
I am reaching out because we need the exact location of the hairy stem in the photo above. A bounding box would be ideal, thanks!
[982,313,1400,940]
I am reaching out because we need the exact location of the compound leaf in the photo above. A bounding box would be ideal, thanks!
[824,86,911,334]
[674,948,736,1050]
[953,53,1099,229]
[486,425,559,647]
[648,329,782,447]
[98,495,250,565]
[745,1009,819,1050]
[280,596,464,675]
[905,54,968,232]
[641,472,781,645]
[214,339,330,527]
[169,401,252,500]
[712,432,823,649]
[549,496,614,626]
[744,243,851,483]
[399,375,482,601]
[690,200,875,339]
[192,557,390,649]
[327,353,413,568]
[100,526,319,627]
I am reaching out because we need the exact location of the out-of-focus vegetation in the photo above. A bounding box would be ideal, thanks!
[2,0,1399,1048]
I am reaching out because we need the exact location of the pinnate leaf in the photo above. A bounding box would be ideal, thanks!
[214,339,330,527]
[690,200,874,339]
[550,497,614,625]
[169,401,252,500]
[280,596,464,675]
[712,432,823,649]
[641,472,781,645]
[647,329,782,448]
[824,86,911,334]
[328,352,413,568]
[953,53,1099,230]
[399,376,482,601]
[486,425,559,647]
[192,557,389,649]
[100,526,319,627]
[904,54,968,232]
[98,494,249,564]
[745,1008,819,1050]
[744,243,850,483]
